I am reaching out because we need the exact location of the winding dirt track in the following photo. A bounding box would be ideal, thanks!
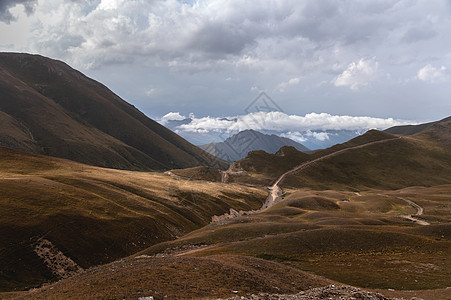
[262,137,401,210]
[394,196,429,225]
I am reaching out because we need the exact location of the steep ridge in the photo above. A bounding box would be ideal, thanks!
[385,116,451,136]
[0,146,265,291]
[0,52,227,170]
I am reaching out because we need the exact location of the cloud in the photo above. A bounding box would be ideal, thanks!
[334,57,379,90]
[145,87,158,96]
[0,0,37,23]
[281,130,330,142]
[160,112,187,124]
[402,26,437,44]
[1,0,450,123]
[3,0,443,73]
[176,111,413,133]
[417,64,448,83]
[306,130,330,141]
[276,77,302,92]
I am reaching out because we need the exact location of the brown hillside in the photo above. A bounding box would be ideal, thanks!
[171,166,223,182]
[0,52,227,170]
[385,116,451,136]
[226,146,311,186]
[227,128,451,190]
[0,146,266,292]
[282,132,451,190]
[5,255,333,299]
[140,185,451,293]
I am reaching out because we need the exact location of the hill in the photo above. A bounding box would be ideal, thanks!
[0,52,227,170]
[2,118,450,298]
[0,146,266,291]
[385,116,451,136]
[200,129,309,162]
[226,125,451,189]
[4,255,333,299]
[281,131,451,190]
[138,184,451,295]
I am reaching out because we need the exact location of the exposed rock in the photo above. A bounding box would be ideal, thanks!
[221,284,406,300]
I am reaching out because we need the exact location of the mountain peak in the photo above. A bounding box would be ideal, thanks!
[200,130,309,162]
[0,52,227,170]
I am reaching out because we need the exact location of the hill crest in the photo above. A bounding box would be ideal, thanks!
[200,129,309,162]
[0,52,227,170]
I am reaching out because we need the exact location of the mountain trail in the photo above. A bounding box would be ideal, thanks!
[211,137,401,224]
[379,194,429,225]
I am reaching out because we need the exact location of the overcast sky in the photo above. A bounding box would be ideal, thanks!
[1,0,450,128]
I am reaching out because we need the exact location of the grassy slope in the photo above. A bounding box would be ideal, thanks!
[6,255,332,299]
[0,146,266,291]
[282,134,451,190]
[385,116,451,136]
[140,185,451,291]
[0,52,227,170]
[227,146,311,186]
[227,130,451,190]
[2,119,450,298]
[171,166,223,182]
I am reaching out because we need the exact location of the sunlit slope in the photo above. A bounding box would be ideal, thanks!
[227,129,451,190]
[282,133,451,190]
[0,146,265,291]
[140,185,451,291]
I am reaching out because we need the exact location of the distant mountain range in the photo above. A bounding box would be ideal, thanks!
[199,129,310,162]
[162,117,364,150]
[0,53,227,170]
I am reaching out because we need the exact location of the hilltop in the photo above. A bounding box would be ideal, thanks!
[0,53,227,170]
[385,116,451,136]
[225,121,451,190]
[200,129,309,162]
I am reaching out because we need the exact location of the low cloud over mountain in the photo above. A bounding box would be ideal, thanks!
[160,111,414,149]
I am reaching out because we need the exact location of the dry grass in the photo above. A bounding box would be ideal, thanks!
[227,130,451,191]
[171,166,223,182]
[4,255,332,299]
[0,147,266,291]
[140,185,451,292]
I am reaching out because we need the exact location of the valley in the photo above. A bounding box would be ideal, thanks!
[1,118,450,299]
[0,53,449,299]
[0,146,266,292]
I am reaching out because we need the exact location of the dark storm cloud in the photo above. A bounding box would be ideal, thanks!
[187,22,257,56]
[279,0,399,46]
[402,26,437,44]
[0,0,450,122]
[0,0,37,23]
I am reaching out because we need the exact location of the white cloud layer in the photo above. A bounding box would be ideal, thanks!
[169,111,413,133]
[281,130,331,143]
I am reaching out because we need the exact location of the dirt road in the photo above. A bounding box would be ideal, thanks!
[378,193,429,225]
[397,197,429,225]
[262,137,401,209]
[211,137,401,224]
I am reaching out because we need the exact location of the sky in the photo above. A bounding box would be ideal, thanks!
[1,0,450,137]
